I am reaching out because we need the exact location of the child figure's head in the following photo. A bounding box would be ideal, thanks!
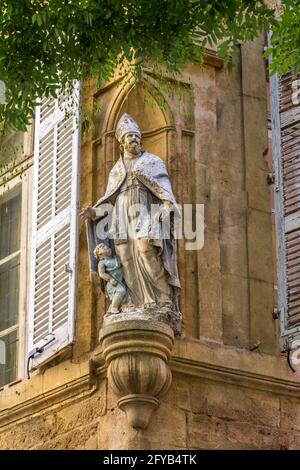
[94,243,112,261]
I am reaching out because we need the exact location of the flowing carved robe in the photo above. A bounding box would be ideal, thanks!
[86,151,181,302]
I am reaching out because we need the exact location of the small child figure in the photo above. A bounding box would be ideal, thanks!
[94,243,127,314]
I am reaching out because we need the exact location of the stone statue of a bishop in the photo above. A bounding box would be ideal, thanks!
[81,113,181,333]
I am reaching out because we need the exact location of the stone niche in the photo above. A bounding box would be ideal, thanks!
[93,74,196,329]
[95,75,195,428]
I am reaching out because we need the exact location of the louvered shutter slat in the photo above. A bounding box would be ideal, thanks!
[28,83,80,366]
[271,71,300,349]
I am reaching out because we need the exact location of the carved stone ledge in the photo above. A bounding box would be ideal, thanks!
[0,361,96,429]
[99,317,174,429]
[102,306,182,336]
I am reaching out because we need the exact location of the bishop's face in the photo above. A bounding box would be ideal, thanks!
[122,132,141,156]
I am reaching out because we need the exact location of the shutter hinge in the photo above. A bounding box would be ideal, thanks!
[64,263,73,274]
[267,172,275,185]
[272,307,280,320]
[250,340,261,351]
[27,334,55,379]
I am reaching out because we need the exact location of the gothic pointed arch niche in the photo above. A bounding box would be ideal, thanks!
[114,83,173,163]
[101,79,177,172]
[94,76,181,205]
[93,75,198,338]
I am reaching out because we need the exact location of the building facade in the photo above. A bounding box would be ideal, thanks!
[0,38,300,450]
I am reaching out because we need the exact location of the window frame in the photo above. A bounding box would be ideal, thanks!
[0,132,33,387]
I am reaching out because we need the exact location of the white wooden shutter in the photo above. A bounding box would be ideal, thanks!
[270,71,300,351]
[28,83,80,366]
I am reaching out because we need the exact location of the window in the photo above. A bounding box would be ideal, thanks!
[0,188,21,386]
[0,86,80,382]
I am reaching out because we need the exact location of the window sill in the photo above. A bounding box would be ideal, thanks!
[0,378,22,393]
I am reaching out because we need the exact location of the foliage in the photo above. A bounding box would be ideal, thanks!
[267,0,300,75]
[0,0,275,133]
[0,140,29,193]
[1,0,300,136]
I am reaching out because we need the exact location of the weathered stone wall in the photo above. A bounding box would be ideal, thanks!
[0,38,297,450]
[1,352,300,450]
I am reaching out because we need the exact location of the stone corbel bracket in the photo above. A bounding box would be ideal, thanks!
[99,318,174,429]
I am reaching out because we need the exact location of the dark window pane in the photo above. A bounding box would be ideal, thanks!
[0,329,18,387]
[0,192,21,259]
[0,256,19,331]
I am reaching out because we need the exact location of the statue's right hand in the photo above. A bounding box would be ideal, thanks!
[79,206,96,221]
